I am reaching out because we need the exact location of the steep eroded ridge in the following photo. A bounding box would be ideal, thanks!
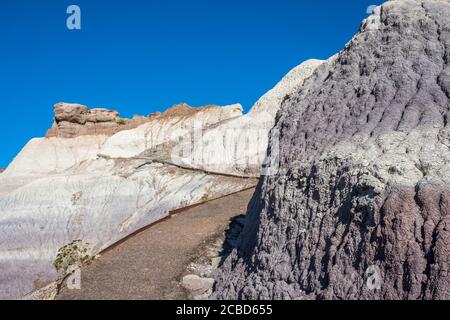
[213,0,450,300]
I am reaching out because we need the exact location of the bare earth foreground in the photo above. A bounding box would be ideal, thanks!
[56,188,255,300]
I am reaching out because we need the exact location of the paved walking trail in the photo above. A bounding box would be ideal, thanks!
[56,188,255,300]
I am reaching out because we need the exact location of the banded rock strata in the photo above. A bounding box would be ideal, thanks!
[213,0,450,300]
[0,59,322,299]
[46,103,149,138]
[0,102,252,299]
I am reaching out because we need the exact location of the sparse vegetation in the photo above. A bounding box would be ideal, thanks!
[201,193,209,202]
[53,240,93,275]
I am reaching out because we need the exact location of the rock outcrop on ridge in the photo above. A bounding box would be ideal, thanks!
[213,0,450,300]
[45,103,149,138]
[0,58,323,299]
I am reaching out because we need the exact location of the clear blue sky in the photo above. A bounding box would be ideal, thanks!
[0,0,383,167]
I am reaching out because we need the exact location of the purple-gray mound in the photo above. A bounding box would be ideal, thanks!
[213,0,450,300]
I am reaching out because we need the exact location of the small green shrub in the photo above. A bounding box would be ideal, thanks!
[201,193,209,202]
[53,240,92,275]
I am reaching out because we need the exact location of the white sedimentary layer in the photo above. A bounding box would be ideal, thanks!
[170,59,325,177]
[0,59,323,299]
[320,126,450,191]
[4,135,108,176]
[99,104,243,158]
[248,59,325,118]
[0,158,254,299]
[0,103,250,299]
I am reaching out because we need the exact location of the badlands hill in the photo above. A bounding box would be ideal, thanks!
[0,59,323,299]
[213,0,450,300]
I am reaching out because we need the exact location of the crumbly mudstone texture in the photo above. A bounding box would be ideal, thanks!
[213,0,450,300]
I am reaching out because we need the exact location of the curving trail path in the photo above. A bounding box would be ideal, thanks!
[56,188,255,300]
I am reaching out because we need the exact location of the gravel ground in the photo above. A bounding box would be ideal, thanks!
[56,188,255,300]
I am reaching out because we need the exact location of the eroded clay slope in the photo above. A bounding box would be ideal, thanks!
[0,102,253,299]
[0,43,328,298]
[213,0,450,300]
[0,55,323,299]
[162,59,325,177]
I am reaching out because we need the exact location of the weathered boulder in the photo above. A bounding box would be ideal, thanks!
[181,274,215,299]
[213,0,450,300]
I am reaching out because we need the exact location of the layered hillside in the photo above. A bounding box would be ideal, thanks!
[0,58,322,299]
[0,102,253,299]
[159,59,325,177]
[214,0,450,300]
